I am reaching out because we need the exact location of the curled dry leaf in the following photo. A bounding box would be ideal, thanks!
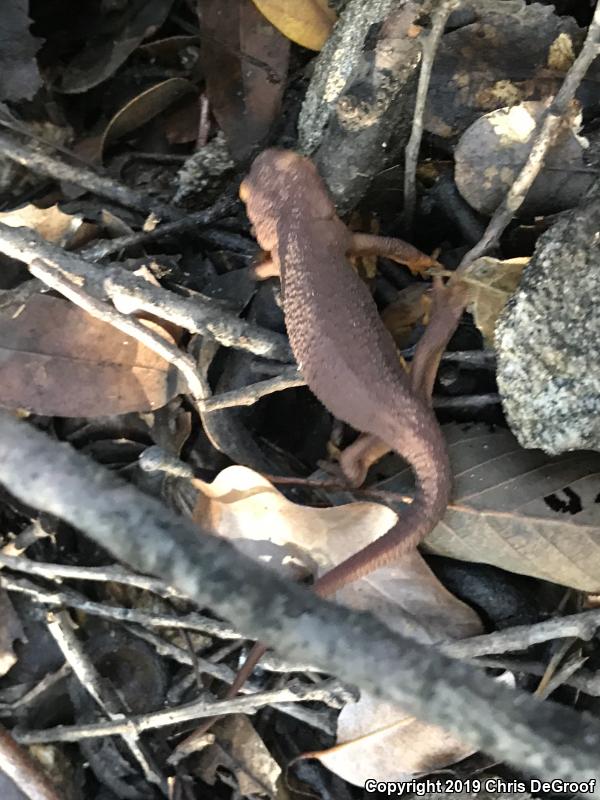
[191,466,483,783]
[455,101,595,216]
[0,204,97,249]
[0,294,186,417]
[460,256,528,345]
[252,0,337,51]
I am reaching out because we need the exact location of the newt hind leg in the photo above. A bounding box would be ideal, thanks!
[349,232,440,275]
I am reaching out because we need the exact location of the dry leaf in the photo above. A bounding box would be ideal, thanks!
[378,424,600,593]
[0,203,97,249]
[197,715,281,796]
[455,101,594,216]
[315,693,472,785]
[252,0,337,50]
[199,0,290,160]
[0,294,186,417]
[191,466,483,781]
[460,256,528,345]
[100,78,197,158]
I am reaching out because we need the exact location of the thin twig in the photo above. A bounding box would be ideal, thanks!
[0,664,71,715]
[441,608,600,659]
[29,258,207,402]
[0,573,242,640]
[403,0,458,231]
[0,223,292,361]
[47,610,167,795]
[0,553,182,598]
[80,191,237,261]
[202,366,304,411]
[0,723,61,800]
[473,656,600,697]
[2,415,600,790]
[15,680,352,745]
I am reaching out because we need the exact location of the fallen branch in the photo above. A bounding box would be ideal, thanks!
[1,414,600,792]
[0,223,291,362]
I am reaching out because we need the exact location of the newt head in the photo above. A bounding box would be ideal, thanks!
[240,148,335,252]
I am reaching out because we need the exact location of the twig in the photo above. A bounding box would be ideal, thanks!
[2,415,600,790]
[0,723,61,800]
[0,570,320,676]
[47,610,167,795]
[15,680,352,745]
[473,656,600,697]
[0,131,180,221]
[411,5,600,392]
[0,572,242,640]
[457,1,600,268]
[0,223,292,361]
[441,608,600,659]
[80,191,237,261]
[202,366,304,411]
[432,392,500,409]
[403,0,458,230]
[29,259,207,402]
[0,553,182,599]
[0,664,71,715]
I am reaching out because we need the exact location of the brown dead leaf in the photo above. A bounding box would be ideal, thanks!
[0,204,97,249]
[198,0,290,161]
[460,256,528,345]
[252,0,337,50]
[315,693,472,785]
[197,715,281,796]
[379,424,600,593]
[0,589,25,677]
[100,78,197,159]
[0,294,186,417]
[191,466,483,781]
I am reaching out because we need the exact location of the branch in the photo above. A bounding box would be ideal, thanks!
[0,223,292,362]
[1,414,600,791]
[403,0,459,230]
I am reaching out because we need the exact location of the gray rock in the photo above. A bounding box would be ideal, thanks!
[495,198,600,454]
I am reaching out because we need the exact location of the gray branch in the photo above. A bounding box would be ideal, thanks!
[1,413,600,793]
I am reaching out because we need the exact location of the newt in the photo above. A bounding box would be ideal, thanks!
[240,148,451,595]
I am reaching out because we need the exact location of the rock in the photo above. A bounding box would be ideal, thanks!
[495,198,600,453]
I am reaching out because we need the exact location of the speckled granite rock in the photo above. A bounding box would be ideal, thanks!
[495,198,600,454]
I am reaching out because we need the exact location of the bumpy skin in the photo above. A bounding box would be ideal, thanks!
[241,149,451,596]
